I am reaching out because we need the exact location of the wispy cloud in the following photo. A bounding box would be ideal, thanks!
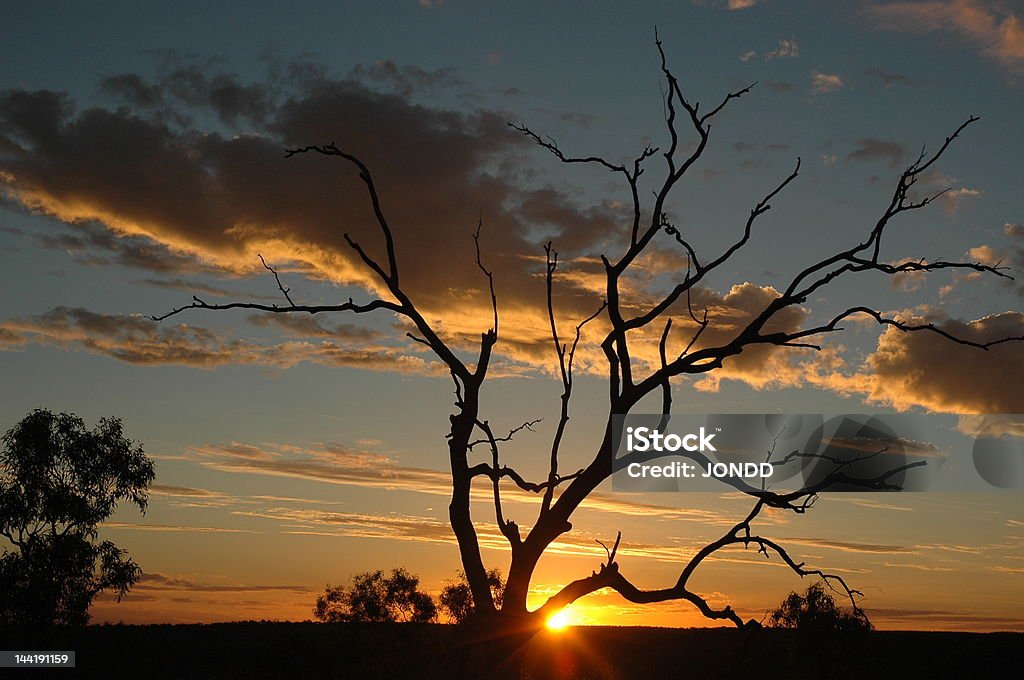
[136,278,279,302]
[958,414,1024,439]
[939,186,983,213]
[103,522,260,534]
[881,561,955,571]
[136,572,312,593]
[865,0,1024,74]
[766,38,799,60]
[864,67,915,87]
[846,138,907,167]
[348,60,461,97]
[187,439,761,527]
[992,566,1024,574]
[150,483,223,497]
[810,71,844,93]
[16,222,212,275]
[946,223,1024,299]
[864,606,1024,631]
[692,0,763,9]
[828,497,915,512]
[740,38,799,62]
[245,314,382,341]
[778,536,916,554]
[0,306,441,374]
[232,505,799,566]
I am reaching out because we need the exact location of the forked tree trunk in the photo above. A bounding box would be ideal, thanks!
[453,412,617,628]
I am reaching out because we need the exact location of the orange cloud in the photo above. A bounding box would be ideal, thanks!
[866,0,1024,73]
[863,311,1024,413]
[810,71,844,93]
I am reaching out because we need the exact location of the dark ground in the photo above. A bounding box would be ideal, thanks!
[2,622,1021,679]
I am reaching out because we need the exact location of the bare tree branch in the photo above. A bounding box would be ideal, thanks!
[469,461,584,495]
[148,295,402,322]
[541,243,607,513]
[473,217,498,336]
[540,496,863,627]
[468,419,542,451]
[474,418,521,546]
[285,143,400,283]
[258,254,295,306]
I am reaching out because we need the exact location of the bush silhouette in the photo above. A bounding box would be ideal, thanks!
[769,583,874,679]
[313,568,436,623]
[768,582,872,633]
[439,569,505,624]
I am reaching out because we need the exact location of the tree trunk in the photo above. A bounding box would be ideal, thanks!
[495,421,617,621]
[447,387,497,615]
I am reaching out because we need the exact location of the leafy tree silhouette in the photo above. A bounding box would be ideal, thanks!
[154,33,1023,631]
[0,409,155,625]
[769,582,872,633]
[313,568,437,623]
[769,583,873,679]
[440,569,505,624]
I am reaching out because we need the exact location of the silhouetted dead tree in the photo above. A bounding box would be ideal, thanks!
[153,35,1021,630]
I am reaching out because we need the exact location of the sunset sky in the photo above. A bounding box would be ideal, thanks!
[1,0,1022,631]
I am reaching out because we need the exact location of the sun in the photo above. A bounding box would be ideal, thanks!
[546,609,571,631]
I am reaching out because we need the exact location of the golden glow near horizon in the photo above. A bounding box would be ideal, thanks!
[546,609,572,631]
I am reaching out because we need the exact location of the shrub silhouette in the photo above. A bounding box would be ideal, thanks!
[768,582,872,633]
[439,569,505,623]
[313,568,436,623]
[769,583,873,679]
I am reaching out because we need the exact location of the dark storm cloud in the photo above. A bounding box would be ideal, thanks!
[100,74,164,108]
[102,61,273,126]
[0,60,628,360]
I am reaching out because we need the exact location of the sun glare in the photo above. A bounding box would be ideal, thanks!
[546,609,571,631]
